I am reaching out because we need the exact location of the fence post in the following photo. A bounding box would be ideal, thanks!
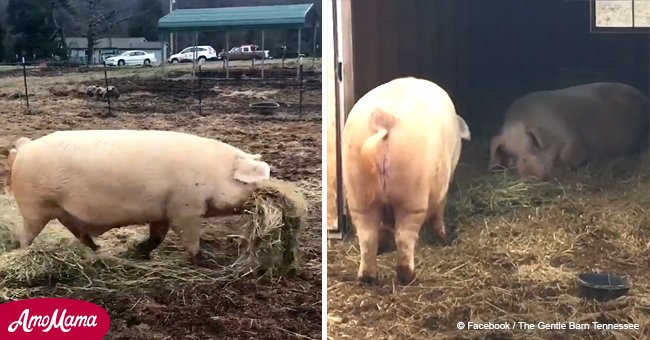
[198,64,203,116]
[103,61,113,117]
[22,57,29,109]
[299,63,303,116]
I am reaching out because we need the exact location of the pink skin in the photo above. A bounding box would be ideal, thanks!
[516,152,552,181]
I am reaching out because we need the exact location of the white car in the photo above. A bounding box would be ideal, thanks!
[104,50,157,67]
[168,45,217,64]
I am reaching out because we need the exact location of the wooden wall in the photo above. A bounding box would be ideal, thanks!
[346,0,470,116]
[339,0,648,137]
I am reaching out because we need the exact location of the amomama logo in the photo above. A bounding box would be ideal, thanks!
[0,297,110,339]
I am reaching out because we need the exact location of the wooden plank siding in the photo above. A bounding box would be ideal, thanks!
[346,0,470,116]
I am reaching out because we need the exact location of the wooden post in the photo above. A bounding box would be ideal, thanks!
[261,30,265,79]
[298,28,302,56]
[226,32,230,79]
[312,22,318,67]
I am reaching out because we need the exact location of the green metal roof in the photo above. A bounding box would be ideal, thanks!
[158,3,316,32]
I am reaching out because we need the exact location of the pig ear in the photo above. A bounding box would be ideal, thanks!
[488,134,506,171]
[7,149,17,167]
[13,137,30,149]
[233,157,270,184]
[457,115,471,141]
[525,129,544,153]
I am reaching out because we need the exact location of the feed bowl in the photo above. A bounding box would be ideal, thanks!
[576,273,631,302]
[249,102,280,115]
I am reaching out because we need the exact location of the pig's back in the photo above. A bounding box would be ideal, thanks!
[12,130,231,225]
[505,83,648,153]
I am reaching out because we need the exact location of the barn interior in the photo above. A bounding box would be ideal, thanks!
[346,0,650,141]
[328,1,650,338]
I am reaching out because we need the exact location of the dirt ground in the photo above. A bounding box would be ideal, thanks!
[327,134,650,339]
[0,62,322,339]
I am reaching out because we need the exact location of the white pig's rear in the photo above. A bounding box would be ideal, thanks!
[342,77,470,285]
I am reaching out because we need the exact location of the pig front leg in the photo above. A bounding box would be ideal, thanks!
[426,196,453,246]
[558,139,589,171]
[171,216,204,266]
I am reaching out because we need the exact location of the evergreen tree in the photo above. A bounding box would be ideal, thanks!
[127,0,163,41]
[6,0,71,60]
[0,21,5,62]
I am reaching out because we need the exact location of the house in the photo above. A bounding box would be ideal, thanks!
[65,37,169,65]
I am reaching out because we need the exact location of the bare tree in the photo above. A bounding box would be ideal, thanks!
[84,0,132,65]
[49,0,69,60]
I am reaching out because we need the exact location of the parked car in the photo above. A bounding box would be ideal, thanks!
[217,45,270,61]
[168,45,217,64]
[104,50,157,66]
[100,52,116,61]
[271,46,309,59]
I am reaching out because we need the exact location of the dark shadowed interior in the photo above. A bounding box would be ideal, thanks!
[346,0,649,139]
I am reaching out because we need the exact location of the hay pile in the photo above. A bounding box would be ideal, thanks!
[449,170,567,217]
[234,178,308,276]
[0,179,307,303]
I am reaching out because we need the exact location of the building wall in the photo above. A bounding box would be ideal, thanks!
[339,0,649,138]
[344,0,469,115]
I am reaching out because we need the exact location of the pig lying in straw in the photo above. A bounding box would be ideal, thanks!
[489,82,649,181]
[342,77,471,285]
[8,130,271,264]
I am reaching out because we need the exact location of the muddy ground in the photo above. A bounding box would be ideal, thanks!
[0,62,322,339]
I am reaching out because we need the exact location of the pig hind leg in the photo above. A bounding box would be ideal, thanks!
[349,208,381,284]
[18,217,48,248]
[135,221,170,259]
[394,208,427,285]
[16,202,56,248]
[57,212,99,251]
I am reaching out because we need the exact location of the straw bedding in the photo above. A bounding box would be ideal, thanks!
[0,179,308,302]
[327,144,650,340]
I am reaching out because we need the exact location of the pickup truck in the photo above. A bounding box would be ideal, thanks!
[217,45,270,61]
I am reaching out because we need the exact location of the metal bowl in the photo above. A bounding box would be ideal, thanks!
[249,101,280,115]
[576,273,631,302]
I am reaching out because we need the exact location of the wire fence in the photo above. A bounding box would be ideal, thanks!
[0,57,321,119]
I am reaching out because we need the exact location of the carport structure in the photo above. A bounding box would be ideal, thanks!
[157,3,319,78]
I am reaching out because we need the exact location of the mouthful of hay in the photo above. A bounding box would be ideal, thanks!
[233,178,308,277]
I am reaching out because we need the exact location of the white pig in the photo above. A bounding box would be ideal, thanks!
[10,130,270,264]
[342,77,470,285]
